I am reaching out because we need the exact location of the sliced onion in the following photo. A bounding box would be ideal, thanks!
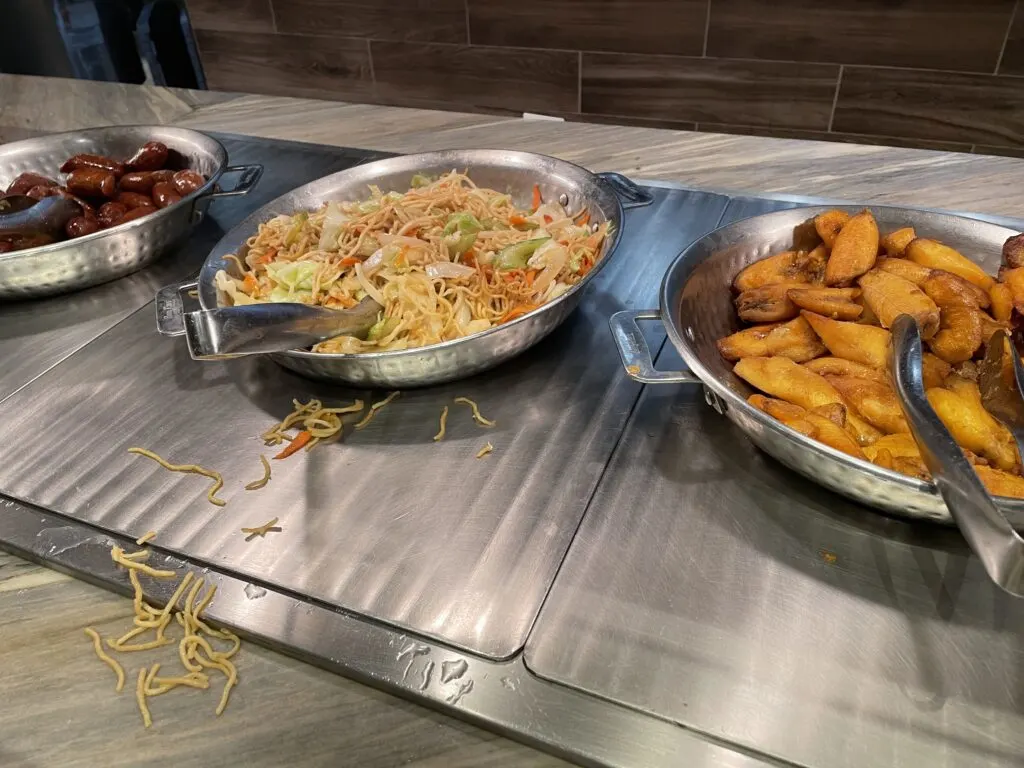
[354,262,386,306]
[378,233,428,249]
[426,262,476,279]
[318,202,348,251]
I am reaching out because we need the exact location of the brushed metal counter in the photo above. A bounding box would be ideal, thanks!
[0,183,728,659]
[0,134,385,402]
[525,197,1024,767]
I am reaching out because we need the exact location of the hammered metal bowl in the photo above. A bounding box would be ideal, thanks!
[159,150,650,388]
[0,125,260,299]
[614,205,1024,527]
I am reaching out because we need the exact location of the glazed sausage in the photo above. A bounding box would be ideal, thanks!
[151,181,182,209]
[58,189,94,215]
[26,185,59,200]
[151,169,175,184]
[6,172,58,196]
[66,168,117,198]
[119,206,156,224]
[60,154,125,177]
[171,169,204,196]
[116,190,154,209]
[119,172,157,193]
[97,201,128,228]
[65,216,101,238]
[126,141,169,172]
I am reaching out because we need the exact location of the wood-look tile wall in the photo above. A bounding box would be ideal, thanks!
[184,0,1024,157]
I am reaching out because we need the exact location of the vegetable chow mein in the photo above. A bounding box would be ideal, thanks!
[214,171,611,353]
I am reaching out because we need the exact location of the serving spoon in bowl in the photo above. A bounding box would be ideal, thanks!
[181,296,384,359]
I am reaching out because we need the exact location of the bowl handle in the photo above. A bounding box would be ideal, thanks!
[155,279,198,337]
[609,310,701,384]
[597,172,654,210]
[208,164,264,199]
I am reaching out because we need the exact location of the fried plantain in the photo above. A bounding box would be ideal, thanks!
[825,210,879,286]
[858,268,940,337]
[786,286,863,320]
[735,282,802,323]
[801,310,891,368]
[717,316,826,362]
[1000,266,1024,313]
[921,352,953,389]
[974,465,1024,498]
[875,257,932,286]
[810,402,847,427]
[927,306,983,364]
[804,356,889,384]
[748,395,864,458]
[905,238,994,291]
[734,357,844,410]
[880,227,917,259]
[926,386,1018,471]
[845,411,884,446]
[921,269,991,310]
[733,247,827,292]
[990,282,1014,322]
[813,209,850,249]
[825,376,910,434]
[1002,233,1024,269]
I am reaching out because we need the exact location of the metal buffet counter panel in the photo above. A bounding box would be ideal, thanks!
[0,137,1021,768]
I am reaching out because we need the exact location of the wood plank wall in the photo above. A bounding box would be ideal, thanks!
[184,0,1024,157]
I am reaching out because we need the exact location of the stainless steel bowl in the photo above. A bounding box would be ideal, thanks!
[611,204,1024,527]
[0,125,262,299]
[157,149,651,388]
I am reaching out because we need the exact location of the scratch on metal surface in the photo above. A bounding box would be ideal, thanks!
[419,660,434,691]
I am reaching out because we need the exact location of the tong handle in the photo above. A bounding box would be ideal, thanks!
[891,315,1024,596]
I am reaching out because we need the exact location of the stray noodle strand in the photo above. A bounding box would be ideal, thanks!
[136,668,152,728]
[135,531,156,546]
[244,455,272,491]
[454,397,495,427]
[84,627,125,692]
[127,447,226,507]
[433,406,449,442]
[476,442,494,459]
[241,517,280,538]
[354,391,400,430]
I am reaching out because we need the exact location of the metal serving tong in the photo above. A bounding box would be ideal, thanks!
[891,315,1024,596]
[176,296,383,359]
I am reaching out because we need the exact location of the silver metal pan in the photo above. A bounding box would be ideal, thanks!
[611,205,1024,527]
[0,126,262,299]
[156,149,652,388]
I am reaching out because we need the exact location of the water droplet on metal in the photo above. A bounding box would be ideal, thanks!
[446,679,474,705]
[243,583,267,599]
[440,659,468,684]
[500,676,517,691]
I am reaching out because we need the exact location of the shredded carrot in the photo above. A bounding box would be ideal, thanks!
[575,211,590,226]
[462,251,477,267]
[525,270,537,287]
[583,231,605,251]
[242,273,257,292]
[254,248,276,265]
[509,214,529,227]
[503,271,518,283]
[532,184,541,211]
[501,304,538,324]
[274,430,312,460]
[339,256,360,267]
[543,214,552,224]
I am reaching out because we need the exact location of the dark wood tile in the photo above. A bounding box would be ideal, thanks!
[999,3,1024,74]
[697,123,974,152]
[833,66,1024,147]
[581,53,838,130]
[184,0,274,33]
[370,42,579,114]
[467,0,706,55]
[707,0,1013,72]
[974,144,1024,158]
[195,31,373,102]
[272,0,466,43]
[570,113,697,131]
